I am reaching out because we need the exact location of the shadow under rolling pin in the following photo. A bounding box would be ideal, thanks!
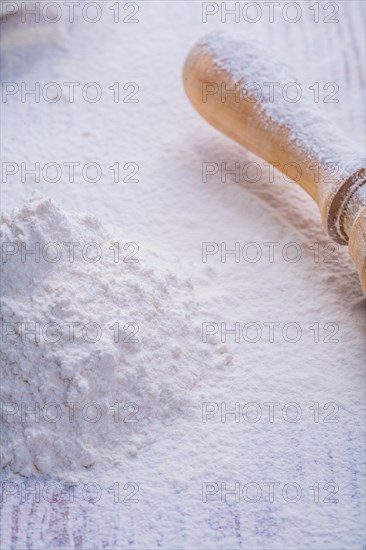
[183,32,366,294]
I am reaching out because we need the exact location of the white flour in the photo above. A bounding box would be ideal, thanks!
[1,194,212,476]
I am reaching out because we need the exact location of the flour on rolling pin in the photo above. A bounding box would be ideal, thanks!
[184,31,366,293]
[198,31,365,180]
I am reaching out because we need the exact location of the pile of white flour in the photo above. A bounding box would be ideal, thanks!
[1,194,211,477]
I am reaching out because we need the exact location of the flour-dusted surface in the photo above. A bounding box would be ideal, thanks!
[1,1,365,549]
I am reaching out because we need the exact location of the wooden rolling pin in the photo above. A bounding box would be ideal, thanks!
[183,32,366,294]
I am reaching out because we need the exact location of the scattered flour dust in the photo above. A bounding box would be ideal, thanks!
[1,194,214,477]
